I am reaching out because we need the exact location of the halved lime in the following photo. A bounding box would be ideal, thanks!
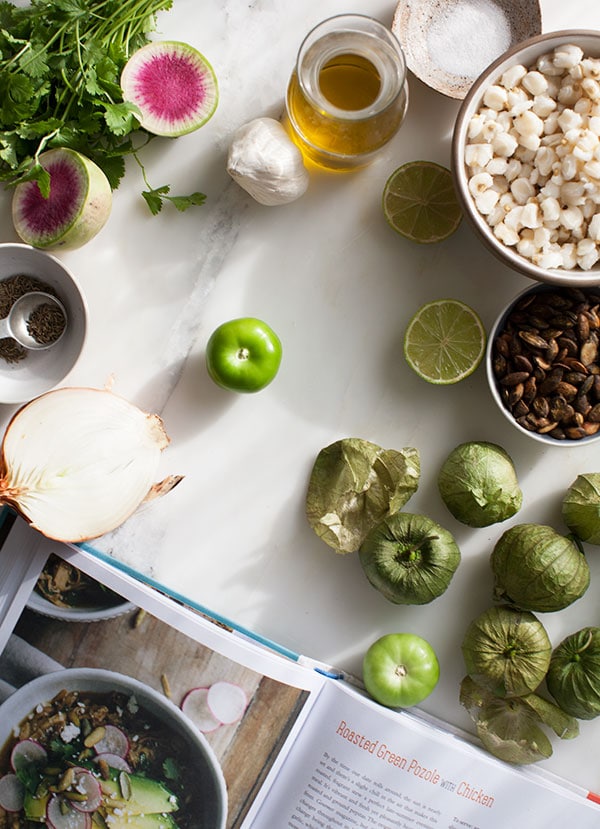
[403,299,486,385]
[383,160,462,244]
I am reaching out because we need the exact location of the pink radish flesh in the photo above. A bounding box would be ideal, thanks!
[94,752,132,773]
[0,774,25,812]
[46,795,91,829]
[180,687,221,733]
[92,724,129,757]
[206,681,248,725]
[18,157,85,238]
[69,769,102,812]
[121,42,218,137]
[10,738,48,771]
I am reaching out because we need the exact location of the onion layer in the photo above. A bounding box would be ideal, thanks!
[0,387,182,542]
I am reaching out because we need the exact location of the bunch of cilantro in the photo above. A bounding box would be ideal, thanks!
[0,0,206,213]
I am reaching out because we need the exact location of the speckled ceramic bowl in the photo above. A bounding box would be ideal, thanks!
[452,31,600,286]
[392,0,542,99]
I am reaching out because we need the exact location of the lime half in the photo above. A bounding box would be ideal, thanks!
[404,299,486,385]
[383,160,462,244]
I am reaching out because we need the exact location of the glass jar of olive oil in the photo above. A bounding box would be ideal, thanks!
[285,14,409,170]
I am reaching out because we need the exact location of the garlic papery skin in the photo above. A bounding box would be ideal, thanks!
[226,117,309,206]
[0,387,182,543]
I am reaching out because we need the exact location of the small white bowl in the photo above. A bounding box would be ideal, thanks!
[392,0,541,99]
[0,243,87,403]
[0,667,228,828]
[486,283,600,446]
[452,31,600,286]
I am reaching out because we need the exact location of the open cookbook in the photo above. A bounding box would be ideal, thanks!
[0,513,599,829]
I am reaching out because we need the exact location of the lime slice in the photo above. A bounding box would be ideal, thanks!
[403,299,486,385]
[383,160,462,243]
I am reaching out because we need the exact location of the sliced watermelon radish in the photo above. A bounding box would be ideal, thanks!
[0,774,25,812]
[90,724,129,758]
[46,794,91,829]
[10,738,48,772]
[180,687,221,733]
[12,148,112,250]
[206,681,248,725]
[94,752,132,773]
[120,41,218,137]
[69,769,102,813]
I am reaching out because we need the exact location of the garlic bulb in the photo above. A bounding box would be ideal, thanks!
[227,117,309,206]
[0,387,182,542]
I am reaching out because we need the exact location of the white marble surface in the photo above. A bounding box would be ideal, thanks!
[3,0,600,793]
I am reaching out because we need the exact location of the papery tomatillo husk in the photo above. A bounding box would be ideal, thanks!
[461,605,552,698]
[547,627,600,720]
[0,387,182,542]
[490,523,590,612]
[562,473,600,545]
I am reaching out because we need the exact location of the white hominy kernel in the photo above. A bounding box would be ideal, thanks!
[468,172,493,196]
[558,108,583,131]
[540,179,561,198]
[542,112,559,134]
[511,176,535,203]
[475,189,500,214]
[465,143,494,169]
[560,243,578,268]
[534,226,553,248]
[504,158,522,181]
[560,205,584,229]
[577,237,600,268]
[537,53,564,76]
[501,64,527,89]
[541,196,561,221]
[535,146,556,176]
[554,44,584,69]
[520,133,541,152]
[481,121,500,141]
[517,236,538,258]
[589,116,600,136]
[583,198,596,219]
[522,71,548,96]
[499,192,516,209]
[486,156,508,175]
[535,249,564,268]
[582,58,600,78]
[487,204,506,226]
[521,202,542,228]
[588,213,600,241]
[561,154,579,180]
[532,95,557,118]
[558,82,582,107]
[561,180,586,205]
[468,114,486,140]
[491,175,509,194]
[570,63,584,81]
[515,146,536,162]
[542,132,563,147]
[483,85,508,110]
[583,78,600,101]
[492,131,519,156]
[497,111,512,131]
[575,97,593,115]
[515,111,544,137]
[504,205,524,230]
[494,222,519,245]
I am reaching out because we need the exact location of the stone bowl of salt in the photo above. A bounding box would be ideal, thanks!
[0,243,87,403]
[392,0,542,99]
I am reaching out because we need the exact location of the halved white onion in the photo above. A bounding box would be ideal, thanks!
[0,387,182,542]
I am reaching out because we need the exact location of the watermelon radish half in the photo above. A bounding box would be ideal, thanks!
[121,41,218,138]
[12,149,112,250]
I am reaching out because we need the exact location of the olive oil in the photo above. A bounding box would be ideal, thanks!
[285,16,408,170]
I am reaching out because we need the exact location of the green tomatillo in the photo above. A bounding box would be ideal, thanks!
[362,633,440,709]
[205,317,282,393]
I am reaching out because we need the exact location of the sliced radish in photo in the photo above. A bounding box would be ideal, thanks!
[94,752,132,773]
[10,738,48,772]
[91,724,129,758]
[69,768,102,813]
[0,774,25,812]
[12,148,112,250]
[121,41,218,137]
[46,794,91,829]
[180,687,221,733]
[207,681,248,725]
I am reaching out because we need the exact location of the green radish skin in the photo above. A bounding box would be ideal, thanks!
[121,41,218,137]
[12,149,112,250]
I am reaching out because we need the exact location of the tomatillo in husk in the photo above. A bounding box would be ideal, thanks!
[547,627,600,720]
[491,523,590,612]
[358,512,460,605]
[562,473,600,545]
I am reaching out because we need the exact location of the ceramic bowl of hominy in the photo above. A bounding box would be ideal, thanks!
[452,31,600,286]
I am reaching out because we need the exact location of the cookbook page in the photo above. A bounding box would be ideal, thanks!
[0,524,322,829]
[243,679,600,828]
